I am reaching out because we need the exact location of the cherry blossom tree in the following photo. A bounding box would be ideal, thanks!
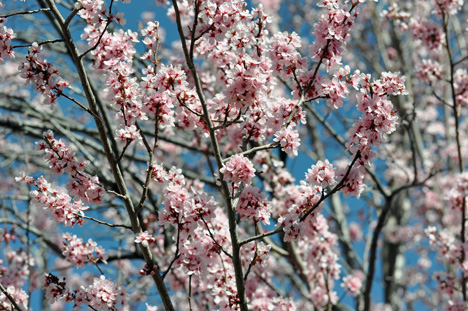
[0,0,467,310]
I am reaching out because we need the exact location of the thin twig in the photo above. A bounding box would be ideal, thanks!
[11,39,64,49]
[0,8,50,18]
[77,214,132,229]
[61,93,98,118]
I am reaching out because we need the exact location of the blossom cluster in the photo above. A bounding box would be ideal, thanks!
[44,273,128,311]
[36,130,104,205]
[140,21,161,63]
[445,172,468,211]
[140,64,195,130]
[220,154,256,184]
[78,0,147,144]
[305,159,337,193]
[341,72,406,196]
[104,61,145,128]
[0,23,15,63]
[0,285,28,311]
[270,31,307,79]
[241,240,271,272]
[0,249,32,311]
[279,160,336,241]
[165,210,239,308]
[135,231,156,247]
[309,0,358,69]
[454,69,468,107]
[273,126,301,157]
[175,0,251,41]
[158,166,218,237]
[62,233,108,269]
[237,185,271,224]
[425,226,464,270]
[16,173,88,227]
[342,270,364,296]
[18,42,69,105]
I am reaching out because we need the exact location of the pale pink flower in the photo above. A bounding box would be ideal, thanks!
[342,270,364,296]
[86,275,128,310]
[18,43,69,105]
[0,286,28,310]
[237,186,271,224]
[0,25,15,63]
[16,174,89,227]
[305,160,336,192]
[349,222,363,241]
[62,233,108,269]
[220,154,256,184]
[135,231,155,247]
[115,125,141,145]
[36,130,104,205]
[274,126,301,157]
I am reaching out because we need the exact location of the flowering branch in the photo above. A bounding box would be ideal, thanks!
[0,282,23,311]
[300,150,361,222]
[171,1,250,309]
[442,8,467,302]
[42,1,176,309]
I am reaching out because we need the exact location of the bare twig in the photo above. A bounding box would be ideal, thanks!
[77,214,132,229]
[0,8,50,18]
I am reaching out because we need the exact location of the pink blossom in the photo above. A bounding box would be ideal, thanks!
[85,275,128,310]
[278,206,302,241]
[115,125,141,145]
[16,173,89,227]
[309,4,357,69]
[433,0,463,16]
[220,155,256,184]
[338,166,366,198]
[0,286,28,311]
[0,25,15,63]
[270,31,307,78]
[86,29,138,70]
[18,43,69,105]
[237,186,271,224]
[349,222,363,241]
[454,69,468,107]
[265,98,306,133]
[36,130,104,205]
[374,72,408,96]
[321,76,349,108]
[381,3,411,32]
[274,126,301,157]
[310,287,337,308]
[159,169,217,237]
[62,233,108,269]
[342,270,364,296]
[305,160,336,192]
[141,21,161,62]
[105,63,146,127]
[417,59,444,82]
[135,231,156,247]
[148,162,168,183]
[410,19,444,50]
